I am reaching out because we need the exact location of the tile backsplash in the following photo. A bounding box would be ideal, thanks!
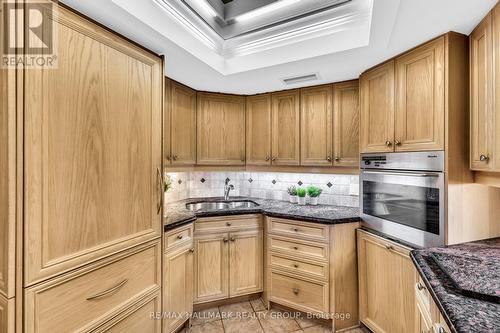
[165,171,359,207]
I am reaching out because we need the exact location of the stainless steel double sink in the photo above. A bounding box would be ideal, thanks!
[185,200,259,212]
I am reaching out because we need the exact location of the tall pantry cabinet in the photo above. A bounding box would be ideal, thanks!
[1,1,164,332]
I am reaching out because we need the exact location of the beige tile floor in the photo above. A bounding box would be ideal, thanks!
[180,300,370,333]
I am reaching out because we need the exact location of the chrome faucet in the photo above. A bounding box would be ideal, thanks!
[224,178,234,201]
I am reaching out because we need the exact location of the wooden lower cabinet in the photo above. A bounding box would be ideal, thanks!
[163,229,194,333]
[193,216,263,304]
[357,229,418,333]
[24,240,161,333]
[0,295,15,333]
[93,291,162,333]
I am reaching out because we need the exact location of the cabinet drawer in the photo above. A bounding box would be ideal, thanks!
[195,215,262,233]
[269,253,328,280]
[267,218,328,242]
[165,223,193,252]
[269,271,329,314]
[268,235,328,261]
[415,276,431,317]
[92,291,161,333]
[25,240,161,333]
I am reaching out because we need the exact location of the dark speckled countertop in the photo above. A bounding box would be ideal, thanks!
[411,238,500,333]
[164,196,360,231]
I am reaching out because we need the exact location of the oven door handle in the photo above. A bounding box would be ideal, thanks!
[362,170,441,177]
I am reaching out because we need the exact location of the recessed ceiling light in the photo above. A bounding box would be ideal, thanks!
[234,0,301,22]
[197,0,218,18]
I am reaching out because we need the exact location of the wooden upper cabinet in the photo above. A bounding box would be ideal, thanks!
[300,85,333,166]
[333,81,360,167]
[395,37,445,152]
[246,94,272,165]
[493,5,500,170]
[23,5,163,285]
[360,61,395,153]
[271,90,301,165]
[163,79,172,165]
[169,81,197,165]
[470,12,494,170]
[197,93,246,165]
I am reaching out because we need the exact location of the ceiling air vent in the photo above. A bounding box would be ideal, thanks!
[282,73,319,85]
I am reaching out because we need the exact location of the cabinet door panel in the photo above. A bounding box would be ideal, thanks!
[24,5,163,285]
[164,78,172,165]
[492,7,500,171]
[357,231,418,333]
[333,81,360,167]
[193,233,229,303]
[164,245,193,333]
[229,230,263,297]
[0,295,15,333]
[197,93,246,165]
[300,85,333,166]
[271,90,300,165]
[471,14,493,170]
[246,94,272,165]
[395,37,445,151]
[360,61,395,153]
[170,82,196,165]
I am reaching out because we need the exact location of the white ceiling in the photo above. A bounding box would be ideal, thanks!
[61,0,497,95]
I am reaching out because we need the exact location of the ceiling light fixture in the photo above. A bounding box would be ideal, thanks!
[234,0,301,22]
[197,0,218,18]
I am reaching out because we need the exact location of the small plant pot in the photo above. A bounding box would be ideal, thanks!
[289,195,298,204]
[309,197,319,206]
[297,197,306,205]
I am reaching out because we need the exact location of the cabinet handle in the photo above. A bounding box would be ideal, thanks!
[416,282,425,291]
[385,244,394,251]
[172,154,178,161]
[293,264,299,268]
[334,156,340,162]
[86,279,128,301]
[230,236,235,242]
[265,156,270,161]
[223,237,228,243]
[177,235,183,240]
[226,222,232,227]
[395,140,402,146]
[156,167,164,215]
[189,248,195,253]
[292,246,298,250]
[292,228,300,232]
[479,154,490,162]
[166,155,171,161]
[385,140,392,147]
[292,288,299,295]
[272,156,276,161]
[327,156,332,162]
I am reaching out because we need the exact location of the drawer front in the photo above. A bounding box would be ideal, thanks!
[25,240,161,333]
[267,218,328,242]
[268,235,328,261]
[415,276,431,316]
[195,215,262,233]
[269,271,329,314]
[165,223,193,252]
[92,291,161,333]
[269,254,328,280]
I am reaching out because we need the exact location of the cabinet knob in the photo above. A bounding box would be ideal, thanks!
[189,248,195,253]
[230,236,235,242]
[293,264,299,268]
[177,235,183,240]
[395,140,402,146]
[292,288,299,295]
[479,154,490,162]
[327,156,332,162]
[437,327,447,333]
[385,244,394,251]
[416,282,425,291]
[172,154,178,161]
[166,155,171,161]
[293,228,300,232]
[385,140,392,147]
[293,246,298,250]
[226,222,232,227]
[272,156,277,161]
[265,156,270,161]
[334,156,340,162]
[223,237,228,243]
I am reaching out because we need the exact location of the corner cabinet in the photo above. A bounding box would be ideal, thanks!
[164,80,197,165]
[357,230,418,333]
[271,90,301,165]
[197,93,246,165]
[333,81,360,167]
[300,85,333,166]
[246,94,272,165]
[23,3,163,286]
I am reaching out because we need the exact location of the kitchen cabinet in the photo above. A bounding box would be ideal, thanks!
[333,81,360,167]
[414,275,452,333]
[193,215,263,304]
[395,37,445,151]
[163,224,194,333]
[357,229,418,333]
[246,94,272,165]
[360,61,395,153]
[197,93,246,165]
[0,294,15,333]
[23,2,163,286]
[271,90,301,165]
[300,85,333,166]
[164,80,197,165]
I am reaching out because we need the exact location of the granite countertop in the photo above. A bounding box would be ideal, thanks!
[411,238,500,333]
[164,196,360,231]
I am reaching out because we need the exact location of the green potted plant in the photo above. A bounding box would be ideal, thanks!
[287,185,298,203]
[296,187,307,205]
[307,185,323,206]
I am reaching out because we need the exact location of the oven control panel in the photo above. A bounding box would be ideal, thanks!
[360,151,444,172]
